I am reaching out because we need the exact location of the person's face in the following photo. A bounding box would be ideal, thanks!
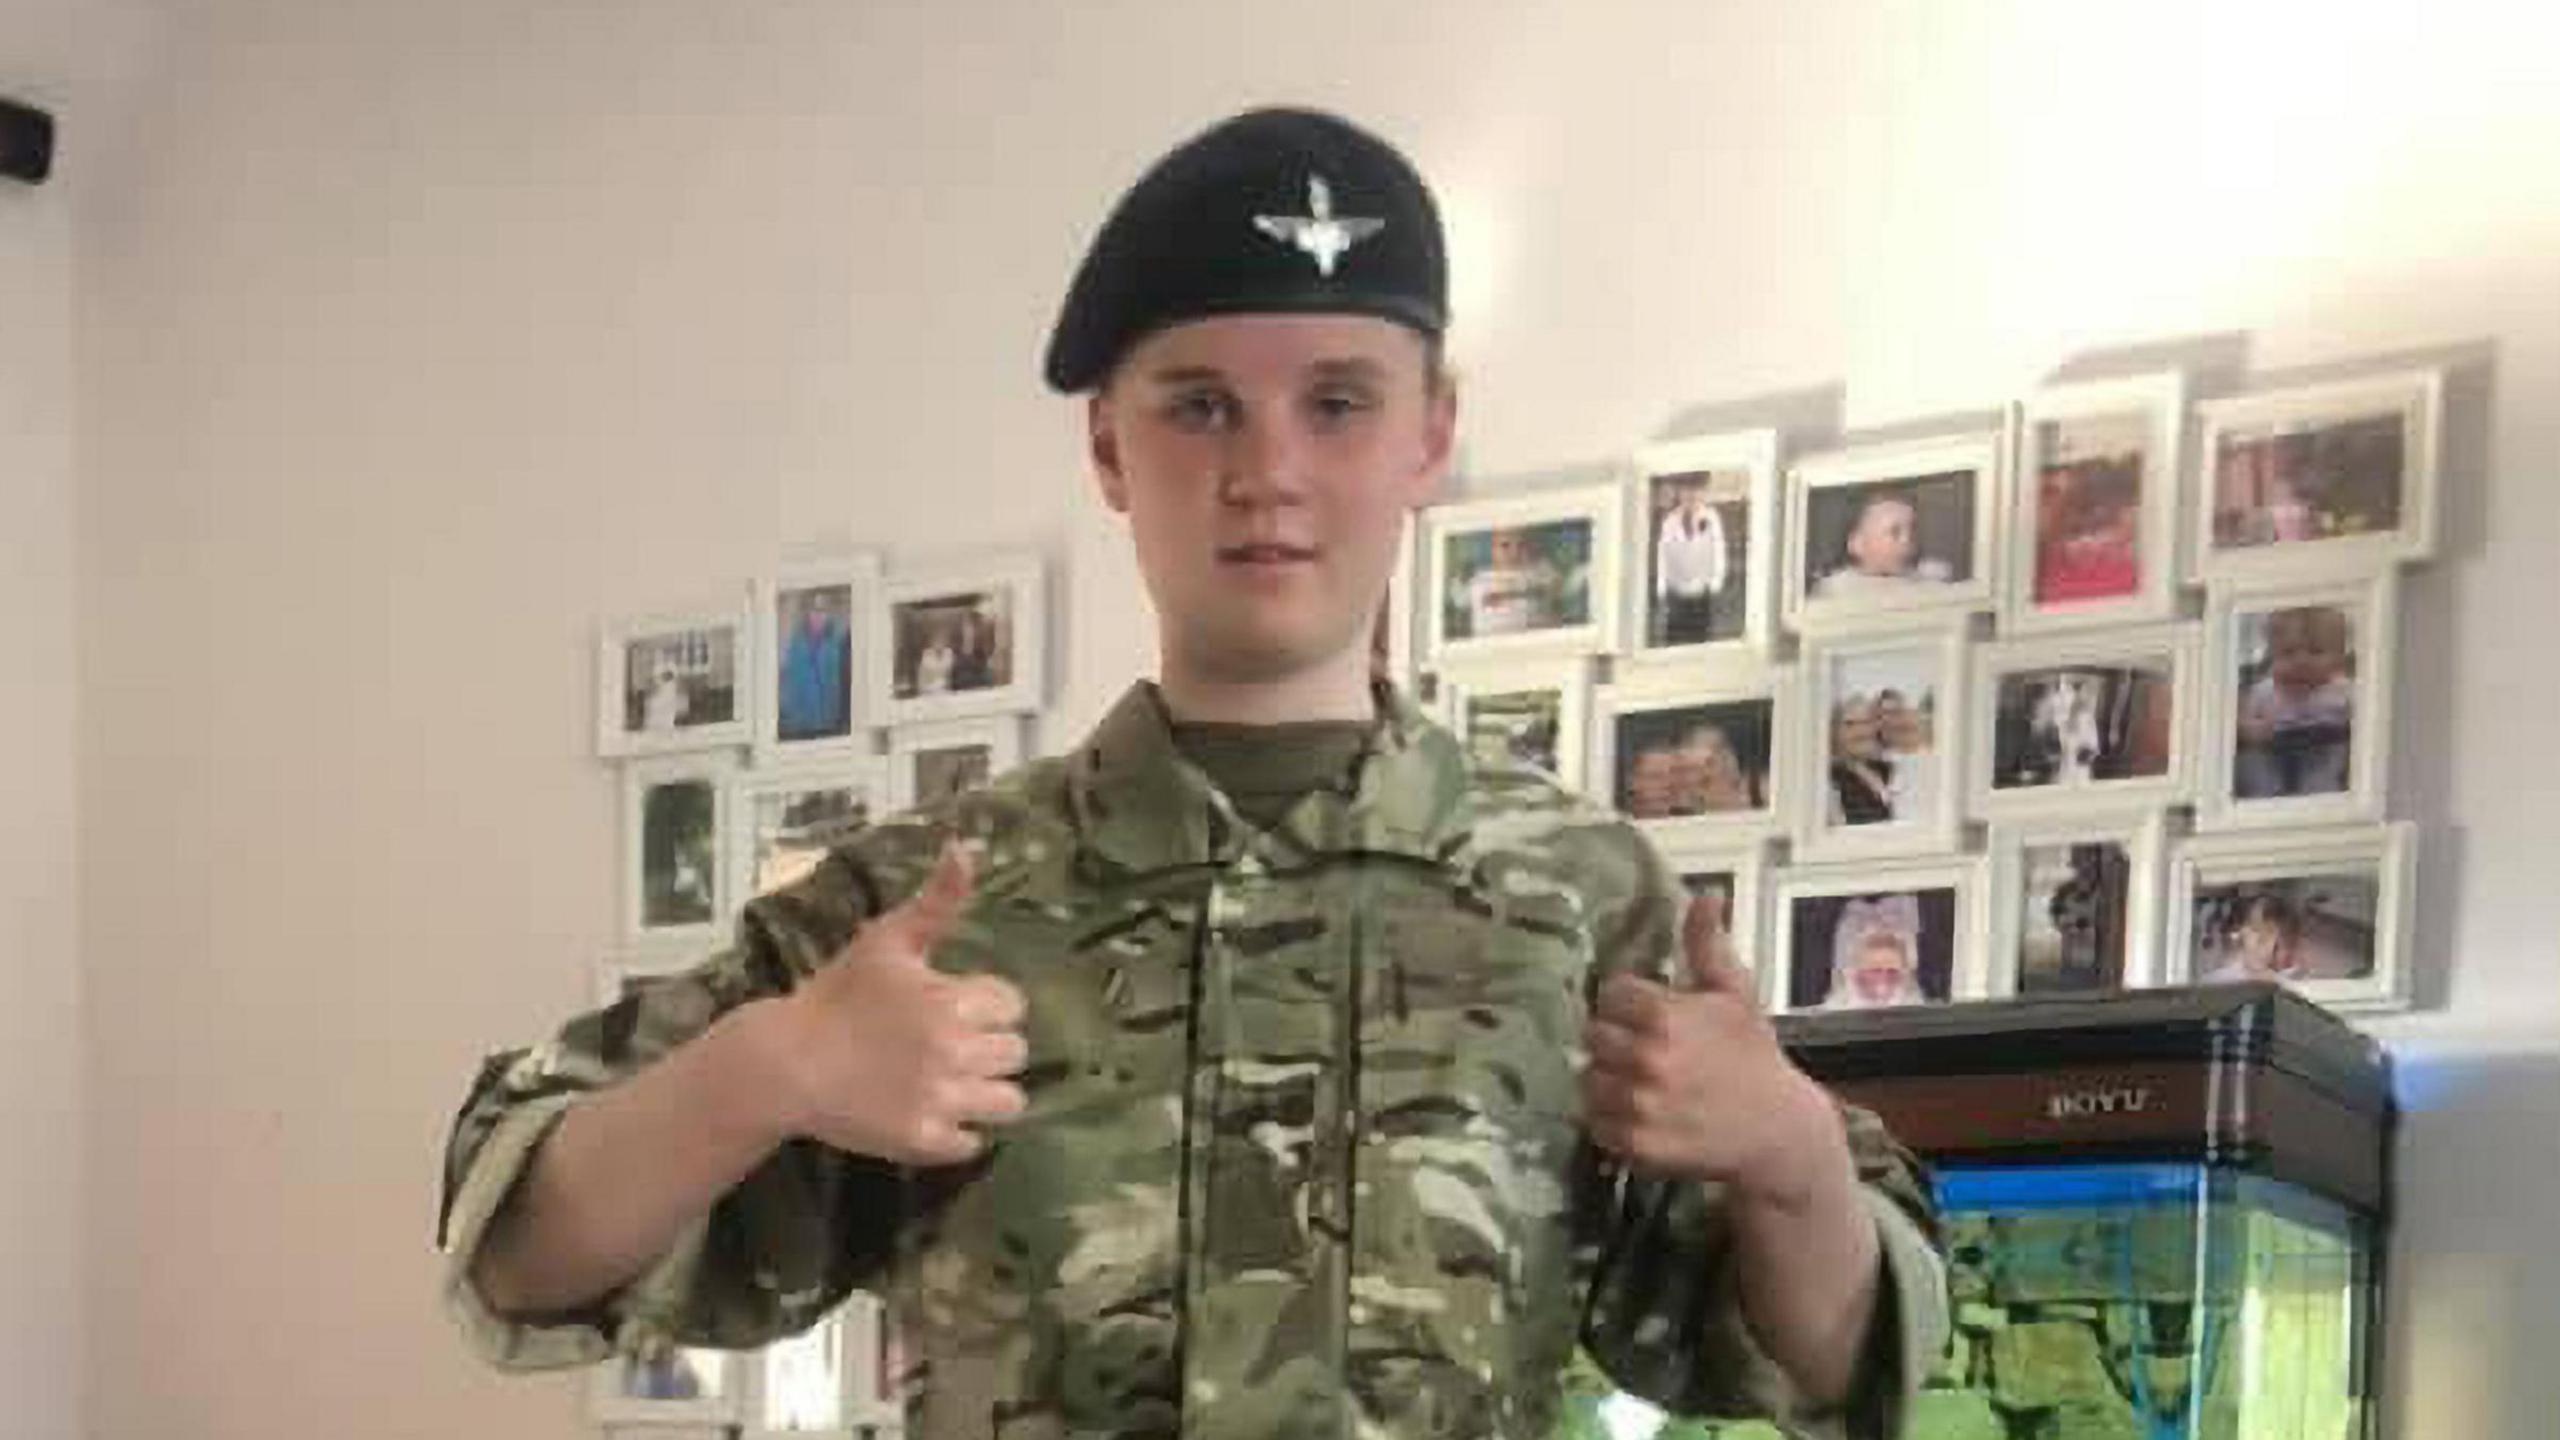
[1878,694,1926,752]
[1850,935,1914,1003]
[1628,747,1683,816]
[1089,314,1455,686]
[2038,465,2078,543]
[2268,612,2347,694]
[1846,497,1917,575]
[1833,698,1880,759]
[1685,727,1742,789]
[1490,529,1531,569]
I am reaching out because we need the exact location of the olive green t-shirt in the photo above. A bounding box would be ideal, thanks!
[1170,720,1372,831]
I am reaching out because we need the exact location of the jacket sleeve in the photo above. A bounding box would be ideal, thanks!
[434,842,919,1371]
[1572,827,1950,1439]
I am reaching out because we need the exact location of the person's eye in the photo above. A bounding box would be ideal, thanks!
[1163,390,1237,432]
[1308,386,1379,426]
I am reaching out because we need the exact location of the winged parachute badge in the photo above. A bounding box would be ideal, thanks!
[1252,174,1385,278]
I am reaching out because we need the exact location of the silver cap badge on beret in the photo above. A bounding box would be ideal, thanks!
[1252,175,1385,278]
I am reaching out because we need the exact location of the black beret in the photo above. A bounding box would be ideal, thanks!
[1042,107,1449,393]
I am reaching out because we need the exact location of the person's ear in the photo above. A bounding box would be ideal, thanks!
[1088,391,1131,514]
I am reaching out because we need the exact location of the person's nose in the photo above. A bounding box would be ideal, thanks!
[1219,409,1312,510]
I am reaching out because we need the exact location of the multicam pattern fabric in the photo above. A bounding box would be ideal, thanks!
[440,682,1948,1439]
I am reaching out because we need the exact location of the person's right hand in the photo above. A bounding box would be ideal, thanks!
[757,844,1029,1165]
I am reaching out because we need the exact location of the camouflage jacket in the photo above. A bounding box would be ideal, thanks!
[439,682,1948,1439]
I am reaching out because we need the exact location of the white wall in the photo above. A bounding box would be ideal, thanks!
[72,2,2560,1437]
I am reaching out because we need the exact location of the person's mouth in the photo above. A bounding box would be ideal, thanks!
[1217,542,1320,570]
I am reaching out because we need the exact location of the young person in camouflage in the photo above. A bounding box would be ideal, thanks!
[439,107,1948,1439]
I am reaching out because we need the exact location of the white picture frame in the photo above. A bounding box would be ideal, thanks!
[753,553,881,762]
[1971,624,2200,820]
[1792,625,1970,863]
[1783,432,2005,635]
[870,551,1047,726]
[1622,428,1781,665]
[1435,656,1593,792]
[1652,837,1773,1004]
[1423,481,1622,665]
[2195,573,2395,832]
[740,1301,867,1438]
[1592,669,1791,846]
[597,599,756,758]
[1772,855,1988,1014]
[589,946,701,1011]
[2165,822,2416,1014]
[622,752,739,946]
[1984,811,2169,1001]
[888,715,1028,812]
[2003,371,2187,634]
[728,757,891,905]
[847,1290,911,1426]
[2194,368,2443,584]
[587,1343,744,1427]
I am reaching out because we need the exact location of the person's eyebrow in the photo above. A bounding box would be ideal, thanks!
[1307,357,1391,384]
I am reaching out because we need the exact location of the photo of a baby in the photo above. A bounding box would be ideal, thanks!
[2030,414,2148,605]
[1803,472,1975,603]
[1442,520,1593,642]
[1824,650,1941,828]
[1788,888,1957,1011]
[2014,841,2131,994]
[1613,699,1774,822]
[2191,872,2380,984]
[2232,605,2356,800]
[1992,661,2176,791]
[1646,469,1750,648]
[1458,685,1566,777]
[2212,413,2406,552]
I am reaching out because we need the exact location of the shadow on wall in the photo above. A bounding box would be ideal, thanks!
[2382,1045,2560,1437]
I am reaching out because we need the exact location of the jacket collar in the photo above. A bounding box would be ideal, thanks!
[1065,679,1475,877]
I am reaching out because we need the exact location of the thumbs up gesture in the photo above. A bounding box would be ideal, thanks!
[762,844,1030,1166]
[1581,889,1849,1203]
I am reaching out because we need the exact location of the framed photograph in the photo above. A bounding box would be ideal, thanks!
[871,553,1046,726]
[1624,429,1779,663]
[754,555,879,761]
[1436,657,1591,790]
[588,1341,742,1426]
[2196,574,2395,831]
[1973,625,2199,819]
[889,716,1027,811]
[597,601,755,757]
[1793,627,1969,862]
[740,1303,864,1437]
[729,759,889,904]
[2166,823,2415,1014]
[1592,671,1788,844]
[622,753,737,945]
[2004,371,2187,633]
[1773,856,1986,1014]
[1783,433,2003,633]
[2196,369,2443,582]
[1423,482,1621,664]
[1985,812,2168,1000]
[1655,839,1771,1003]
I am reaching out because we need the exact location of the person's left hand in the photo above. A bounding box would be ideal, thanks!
[1581,891,1852,1205]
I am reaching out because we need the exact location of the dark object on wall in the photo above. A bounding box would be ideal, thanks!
[2,96,56,184]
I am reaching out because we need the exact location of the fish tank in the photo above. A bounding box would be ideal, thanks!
[1554,985,2392,1440]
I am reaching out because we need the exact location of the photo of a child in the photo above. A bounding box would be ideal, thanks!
[2191,872,2380,983]
[2030,414,2147,605]
[2232,605,2355,800]
[623,627,739,735]
[1646,469,1749,647]
[1458,685,1565,777]
[1613,699,1773,821]
[1824,649,1941,828]
[2212,413,2406,552]
[1442,520,1592,642]
[2015,841,2131,994]
[1804,472,1973,602]
[1788,888,1957,1011]
[1992,661,2176,791]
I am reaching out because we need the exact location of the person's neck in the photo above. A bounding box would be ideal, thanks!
[1156,645,1376,726]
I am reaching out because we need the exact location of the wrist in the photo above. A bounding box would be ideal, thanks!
[701,997,808,1151]
[1729,1073,1858,1214]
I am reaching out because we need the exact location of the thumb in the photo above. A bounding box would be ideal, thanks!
[879,842,976,959]
[1680,889,1751,999]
